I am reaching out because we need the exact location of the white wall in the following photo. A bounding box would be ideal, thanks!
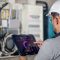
[15,0,36,4]
[15,0,28,4]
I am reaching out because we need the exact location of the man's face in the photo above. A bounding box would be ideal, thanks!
[51,12,60,33]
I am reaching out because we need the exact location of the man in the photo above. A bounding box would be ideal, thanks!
[34,0,60,60]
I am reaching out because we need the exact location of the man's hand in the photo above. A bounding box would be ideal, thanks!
[34,40,44,47]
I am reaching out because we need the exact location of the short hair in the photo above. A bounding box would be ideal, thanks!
[51,12,60,17]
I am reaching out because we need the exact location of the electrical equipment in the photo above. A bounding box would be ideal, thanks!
[8,4,22,34]
[2,34,17,55]
[1,4,23,56]
[0,4,43,57]
[0,4,22,56]
[36,1,48,40]
[22,5,43,40]
[0,2,9,27]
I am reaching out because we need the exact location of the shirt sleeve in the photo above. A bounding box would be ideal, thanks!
[34,40,53,60]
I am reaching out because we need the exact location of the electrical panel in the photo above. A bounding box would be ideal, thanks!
[22,5,43,40]
[8,4,22,34]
